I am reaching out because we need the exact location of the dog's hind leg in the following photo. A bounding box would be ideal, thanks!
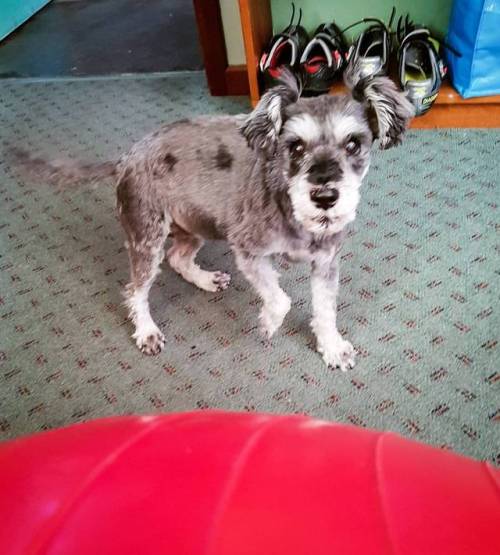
[118,179,170,355]
[123,230,170,355]
[167,224,231,292]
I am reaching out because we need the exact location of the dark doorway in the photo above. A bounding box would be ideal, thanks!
[0,0,203,78]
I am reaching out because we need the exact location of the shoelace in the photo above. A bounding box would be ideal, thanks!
[341,6,396,38]
[287,2,303,31]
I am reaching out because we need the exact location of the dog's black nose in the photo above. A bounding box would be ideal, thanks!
[310,188,339,210]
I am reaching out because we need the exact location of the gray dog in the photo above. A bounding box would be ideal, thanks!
[12,69,413,370]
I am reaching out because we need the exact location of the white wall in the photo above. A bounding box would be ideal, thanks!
[219,0,246,66]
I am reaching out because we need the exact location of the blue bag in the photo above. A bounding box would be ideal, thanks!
[446,0,500,98]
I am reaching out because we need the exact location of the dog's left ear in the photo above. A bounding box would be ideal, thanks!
[348,73,415,150]
[240,69,301,154]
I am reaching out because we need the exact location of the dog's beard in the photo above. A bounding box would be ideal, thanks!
[288,173,361,235]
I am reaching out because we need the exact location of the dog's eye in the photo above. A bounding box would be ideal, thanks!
[289,140,305,157]
[345,138,361,155]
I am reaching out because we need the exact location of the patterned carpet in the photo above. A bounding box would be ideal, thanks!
[0,72,498,462]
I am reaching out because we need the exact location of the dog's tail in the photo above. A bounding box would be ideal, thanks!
[7,147,117,188]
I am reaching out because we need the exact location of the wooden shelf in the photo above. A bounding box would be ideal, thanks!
[411,82,500,128]
[238,0,500,128]
[328,81,500,128]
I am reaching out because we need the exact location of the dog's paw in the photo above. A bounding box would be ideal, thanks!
[212,271,231,292]
[193,270,231,292]
[135,328,165,356]
[318,336,355,372]
[258,293,291,339]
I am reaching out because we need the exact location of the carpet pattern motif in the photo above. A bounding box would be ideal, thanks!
[0,73,498,462]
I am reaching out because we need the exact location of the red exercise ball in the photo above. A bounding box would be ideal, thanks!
[0,411,498,554]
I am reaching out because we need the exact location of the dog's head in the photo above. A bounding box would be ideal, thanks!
[240,68,414,235]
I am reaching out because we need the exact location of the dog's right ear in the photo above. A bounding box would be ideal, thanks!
[240,69,301,154]
[344,62,415,149]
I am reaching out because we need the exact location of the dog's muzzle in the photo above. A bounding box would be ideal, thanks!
[310,188,339,210]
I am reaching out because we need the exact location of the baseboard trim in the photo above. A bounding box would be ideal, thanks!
[224,64,249,96]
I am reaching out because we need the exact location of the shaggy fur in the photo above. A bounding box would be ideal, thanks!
[9,69,414,370]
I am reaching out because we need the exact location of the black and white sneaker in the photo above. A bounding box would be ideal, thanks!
[259,3,309,90]
[343,11,395,79]
[299,22,347,94]
[396,16,448,116]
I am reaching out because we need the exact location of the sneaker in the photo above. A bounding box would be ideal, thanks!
[396,16,447,116]
[343,10,395,79]
[299,22,347,94]
[259,3,309,89]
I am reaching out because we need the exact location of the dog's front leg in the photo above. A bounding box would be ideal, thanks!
[311,254,355,371]
[235,253,291,339]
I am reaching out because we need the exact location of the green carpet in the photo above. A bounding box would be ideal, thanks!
[0,72,498,462]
